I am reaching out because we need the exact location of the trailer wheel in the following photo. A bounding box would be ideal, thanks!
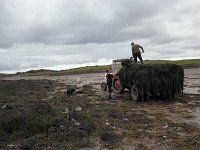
[101,82,107,91]
[131,84,139,101]
[112,76,124,94]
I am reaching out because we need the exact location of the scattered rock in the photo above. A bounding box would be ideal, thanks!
[2,105,7,109]
[176,102,184,107]
[123,118,128,121]
[8,144,17,149]
[105,119,110,126]
[59,125,66,131]
[48,127,58,136]
[105,122,110,126]
[64,108,69,114]
[75,106,82,111]
[163,124,168,129]
[1,104,13,110]
[72,119,81,126]
[60,108,70,114]
[163,135,167,139]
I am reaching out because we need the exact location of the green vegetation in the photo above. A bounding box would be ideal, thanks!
[15,65,112,76]
[66,65,111,73]
[144,59,200,65]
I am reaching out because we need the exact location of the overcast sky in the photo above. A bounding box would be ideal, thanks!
[0,0,200,73]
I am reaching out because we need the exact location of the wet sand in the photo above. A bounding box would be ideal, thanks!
[4,68,200,95]
[184,68,200,94]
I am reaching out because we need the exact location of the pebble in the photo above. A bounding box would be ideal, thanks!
[75,106,82,111]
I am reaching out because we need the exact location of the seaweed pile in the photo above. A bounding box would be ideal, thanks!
[116,64,184,100]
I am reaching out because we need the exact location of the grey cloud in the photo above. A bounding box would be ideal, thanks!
[0,0,200,73]
[0,0,177,47]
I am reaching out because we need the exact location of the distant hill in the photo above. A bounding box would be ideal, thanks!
[144,59,200,65]
[1,59,200,77]
[144,59,200,68]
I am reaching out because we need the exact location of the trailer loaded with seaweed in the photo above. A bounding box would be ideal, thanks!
[112,63,184,101]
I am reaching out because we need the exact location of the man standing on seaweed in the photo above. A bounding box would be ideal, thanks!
[131,42,144,64]
[105,69,114,99]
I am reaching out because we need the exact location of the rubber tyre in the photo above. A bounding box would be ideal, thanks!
[131,84,139,101]
[112,76,124,94]
[101,82,107,91]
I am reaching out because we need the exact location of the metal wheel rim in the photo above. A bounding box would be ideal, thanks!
[114,80,121,91]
